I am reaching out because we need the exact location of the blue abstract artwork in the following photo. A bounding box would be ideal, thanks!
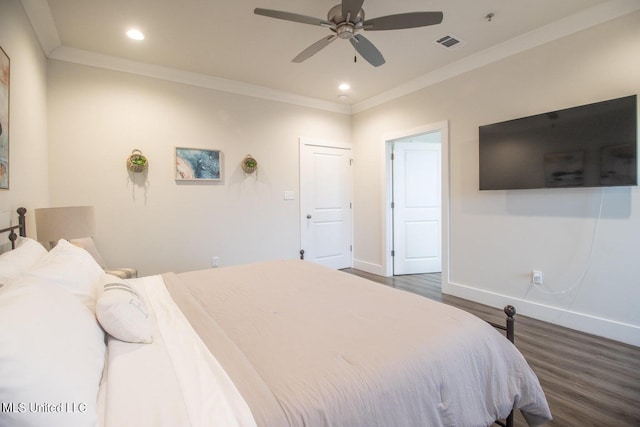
[175,147,222,181]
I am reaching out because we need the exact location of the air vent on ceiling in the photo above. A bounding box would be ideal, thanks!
[434,34,465,49]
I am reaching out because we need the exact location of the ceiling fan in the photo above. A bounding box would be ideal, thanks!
[254,0,443,67]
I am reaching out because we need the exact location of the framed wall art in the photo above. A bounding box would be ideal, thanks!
[175,147,223,182]
[0,46,9,190]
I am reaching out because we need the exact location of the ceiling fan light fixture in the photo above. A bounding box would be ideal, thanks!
[336,23,356,39]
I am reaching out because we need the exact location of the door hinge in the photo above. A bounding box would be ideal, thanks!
[391,201,395,209]
[350,202,352,209]
[350,158,354,166]
[391,152,395,161]
[350,245,353,252]
[391,250,395,257]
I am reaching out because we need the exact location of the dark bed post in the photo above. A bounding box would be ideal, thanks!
[504,305,516,427]
[8,230,18,249]
[504,305,516,344]
[17,207,27,237]
[6,207,26,249]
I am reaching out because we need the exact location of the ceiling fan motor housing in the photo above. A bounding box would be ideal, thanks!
[328,4,365,39]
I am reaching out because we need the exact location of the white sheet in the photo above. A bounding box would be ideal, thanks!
[99,275,256,427]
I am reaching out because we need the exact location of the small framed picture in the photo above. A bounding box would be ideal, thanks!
[175,147,223,182]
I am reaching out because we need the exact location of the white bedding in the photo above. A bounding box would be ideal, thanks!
[163,261,552,427]
[2,233,550,427]
[99,275,256,427]
[99,262,551,427]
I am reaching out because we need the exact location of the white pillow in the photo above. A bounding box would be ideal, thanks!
[69,237,107,270]
[96,274,152,343]
[22,239,104,311]
[0,237,47,286]
[0,279,106,427]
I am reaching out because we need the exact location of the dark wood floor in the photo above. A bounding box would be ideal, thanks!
[342,269,640,427]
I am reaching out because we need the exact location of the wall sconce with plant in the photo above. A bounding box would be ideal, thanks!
[241,155,258,174]
[127,149,148,173]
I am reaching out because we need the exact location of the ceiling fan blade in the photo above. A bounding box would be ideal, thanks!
[342,0,365,19]
[349,34,385,67]
[254,8,331,27]
[363,11,443,31]
[292,35,337,63]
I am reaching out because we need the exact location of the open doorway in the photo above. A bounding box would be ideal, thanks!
[390,132,441,275]
[383,122,449,284]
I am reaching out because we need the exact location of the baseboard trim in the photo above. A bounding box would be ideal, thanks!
[443,281,640,347]
[352,259,385,276]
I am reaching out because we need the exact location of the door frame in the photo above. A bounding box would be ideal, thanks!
[382,122,449,284]
[299,137,353,268]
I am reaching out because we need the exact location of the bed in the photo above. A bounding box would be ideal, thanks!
[0,208,552,427]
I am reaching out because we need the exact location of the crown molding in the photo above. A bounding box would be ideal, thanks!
[20,0,61,55]
[21,0,639,116]
[351,0,640,114]
[20,0,351,114]
[48,47,352,114]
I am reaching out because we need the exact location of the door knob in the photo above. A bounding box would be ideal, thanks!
[307,214,312,219]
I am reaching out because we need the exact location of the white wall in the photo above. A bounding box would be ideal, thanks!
[9,0,639,345]
[47,61,350,275]
[352,11,640,346]
[0,0,49,235]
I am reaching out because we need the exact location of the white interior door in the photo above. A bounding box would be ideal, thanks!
[393,140,441,275]
[300,139,352,269]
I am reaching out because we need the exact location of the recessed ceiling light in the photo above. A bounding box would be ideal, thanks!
[126,29,145,41]
[338,83,351,91]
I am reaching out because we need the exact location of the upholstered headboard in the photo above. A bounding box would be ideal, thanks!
[0,207,27,249]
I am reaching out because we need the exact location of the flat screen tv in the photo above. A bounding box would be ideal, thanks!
[479,95,637,190]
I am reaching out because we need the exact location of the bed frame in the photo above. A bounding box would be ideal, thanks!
[0,207,27,249]
[3,209,516,426]
[490,305,517,427]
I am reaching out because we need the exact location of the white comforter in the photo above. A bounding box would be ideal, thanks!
[164,261,552,427]
[100,262,551,427]
[99,275,256,427]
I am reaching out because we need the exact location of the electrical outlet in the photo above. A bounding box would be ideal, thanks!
[211,256,220,268]
[531,270,543,285]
